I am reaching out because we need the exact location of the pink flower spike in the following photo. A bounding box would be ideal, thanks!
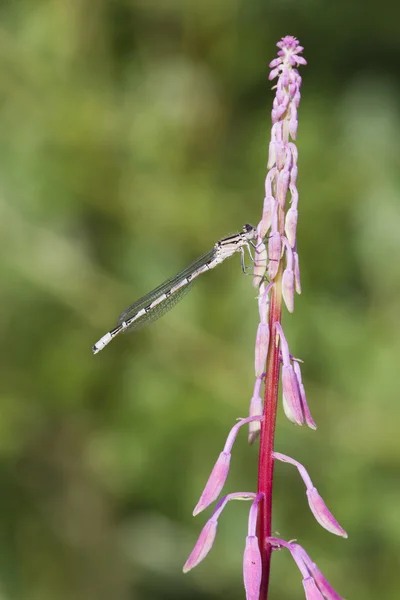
[282,364,304,425]
[183,517,218,572]
[303,577,325,600]
[268,232,281,279]
[252,240,268,288]
[306,487,348,538]
[255,323,270,377]
[243,536,262,600]
[193,452,231,515]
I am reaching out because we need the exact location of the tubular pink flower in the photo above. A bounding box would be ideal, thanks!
[193,417,263,514]
[193,453,231,516]
[184,493,257,573]
[273,452,347,538]
[293,545,345,600]
[267,538,344,600]
[306,487,348,538]
[183,517,218,572]
[282,238,295,313]
[285,205,298,247]
[277,168,290,207]
[258,170,276,236]
[282,269,295,313]
[276,323,304,425]
[282,364,303,425]
[276,323,315,426]
[243,494,263,600]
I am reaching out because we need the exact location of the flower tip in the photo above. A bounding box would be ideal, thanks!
[303,577,325,600]
[183,519,218,572]
[307,487,348,538]
[192,452,231,515]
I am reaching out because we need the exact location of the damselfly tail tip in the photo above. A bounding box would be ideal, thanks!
[92,331,113,355]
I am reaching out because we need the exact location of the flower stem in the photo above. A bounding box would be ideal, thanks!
[257,259,283,598]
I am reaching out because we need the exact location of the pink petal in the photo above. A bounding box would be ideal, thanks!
[183,518,218,572]
[193,452,231,515]
[306,487,348,538]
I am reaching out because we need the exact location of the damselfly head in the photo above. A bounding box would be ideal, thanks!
[242,224,256,239]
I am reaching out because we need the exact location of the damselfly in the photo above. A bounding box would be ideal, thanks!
[92,224,256,354]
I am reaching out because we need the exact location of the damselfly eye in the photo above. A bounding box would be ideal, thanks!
[243,224,255,233]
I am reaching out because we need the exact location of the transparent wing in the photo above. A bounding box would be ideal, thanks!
[121,280,196,333]
[117,247,216,328]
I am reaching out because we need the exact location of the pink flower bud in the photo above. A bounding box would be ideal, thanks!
[282,364,304,425]
[268,232,281,279]
[255,323,270,377]
[289,106,299,140]
[282,268,295,313]
[293,361,316,430]
[183,518,218,572]
[267,142,277,169]
[275,139,286,170]
[306,487,348,538]
[295,546,345,600]
[277,169,290,206]
[248,387,263,445]
[258,197,273,238]
[243,536,262,600]
[285,206,298,247]
[294,251,302,294]
[193,452,231,515]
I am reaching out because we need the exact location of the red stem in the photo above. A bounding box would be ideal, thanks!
[257,271,283,599]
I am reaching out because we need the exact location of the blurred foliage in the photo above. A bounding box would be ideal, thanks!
[0,1,399,599]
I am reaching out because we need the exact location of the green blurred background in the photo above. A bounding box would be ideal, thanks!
[0,1,399,599]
